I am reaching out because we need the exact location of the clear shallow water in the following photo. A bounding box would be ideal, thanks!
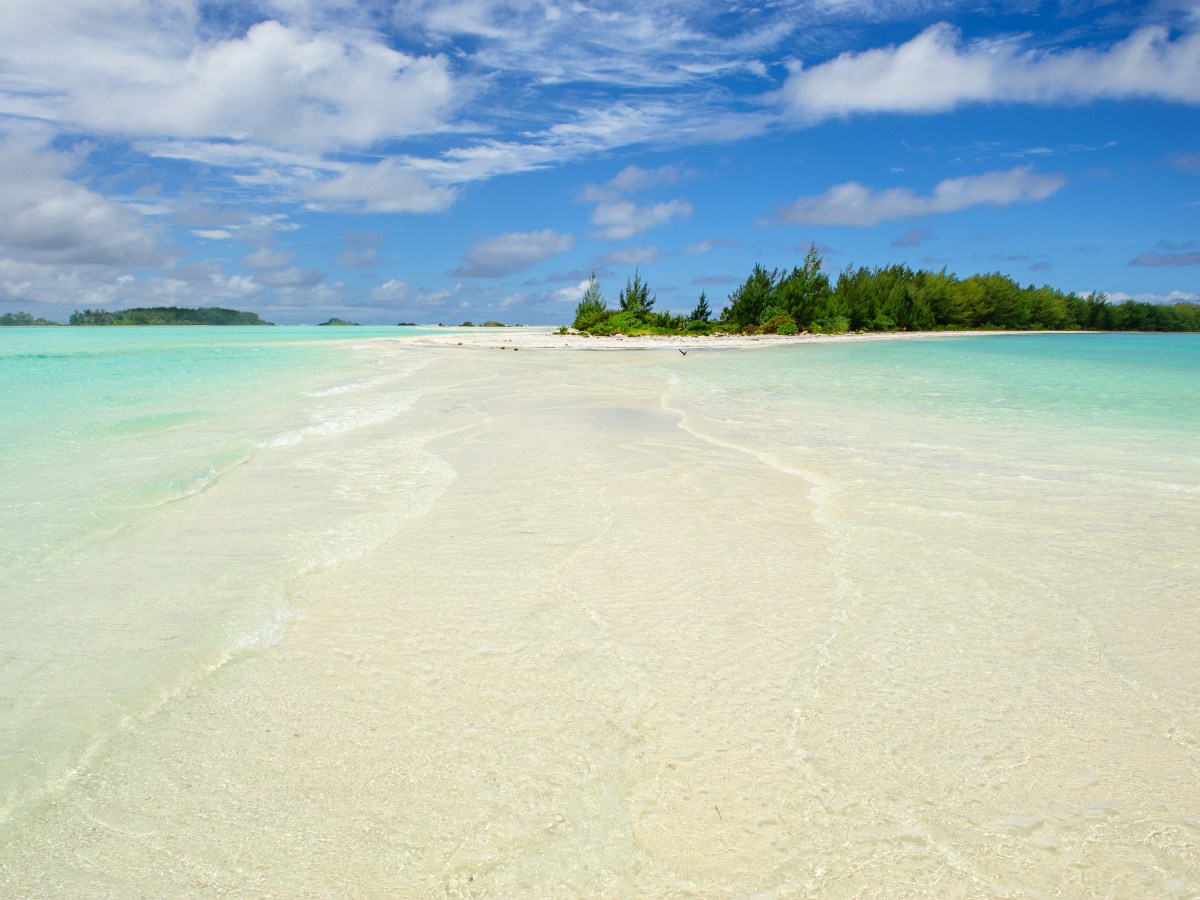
[0,326,451,819]
[1,330,1197,895]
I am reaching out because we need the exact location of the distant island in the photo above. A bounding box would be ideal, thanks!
[0,311,61,326]
[397,322,417,326]
[318,317,360,326]
[67,307,274,326]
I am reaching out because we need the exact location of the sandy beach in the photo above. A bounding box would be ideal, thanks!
[396,326,1025,352]
[3,331,1197,896]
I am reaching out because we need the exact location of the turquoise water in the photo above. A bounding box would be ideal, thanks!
[0,326,449,818]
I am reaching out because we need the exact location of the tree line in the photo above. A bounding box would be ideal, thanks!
[68,306,274,326]
[573,248,1200,335]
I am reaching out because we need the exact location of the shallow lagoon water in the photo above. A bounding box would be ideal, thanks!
[1,330,1197,895]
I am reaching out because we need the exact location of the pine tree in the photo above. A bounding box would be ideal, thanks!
[573,271,608,329]
[689,290,711,322]
[618,269,655,315]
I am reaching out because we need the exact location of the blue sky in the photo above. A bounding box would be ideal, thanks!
[0,1,1197,324]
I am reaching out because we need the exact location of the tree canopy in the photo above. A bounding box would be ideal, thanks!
[569,253,1199,336]
[68,306,273,326]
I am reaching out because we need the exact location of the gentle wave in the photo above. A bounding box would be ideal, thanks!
[256,396,415,448]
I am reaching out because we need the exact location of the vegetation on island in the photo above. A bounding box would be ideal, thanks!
[318,317,360,326]
[0,311,62,326]
[481,320,506,327]
[68,306,274,326]
[572,248,1200,336]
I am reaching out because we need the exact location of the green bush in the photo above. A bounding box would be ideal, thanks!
[815,315,850,334]
[777,319,798,335]
[758,314,797,334]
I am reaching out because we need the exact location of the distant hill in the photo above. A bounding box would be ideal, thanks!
[318,317,360,326]
[68,307,273,326]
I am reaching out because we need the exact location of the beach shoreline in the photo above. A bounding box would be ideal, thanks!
[394,327,1067,351]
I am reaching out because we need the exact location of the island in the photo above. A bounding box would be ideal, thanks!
[318,317,360,326]
[68,306,273,326]
[0,312,62,326]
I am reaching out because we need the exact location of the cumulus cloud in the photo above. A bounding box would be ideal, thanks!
[305,159,457,213]
[16,17,458,151]
[580,165,693,240]
[0,128,162,266]
[781,23,1200,121]
[770,166,1066,227]
[553,278,594,304]
[590,199,693,241]
[454,229,574,278]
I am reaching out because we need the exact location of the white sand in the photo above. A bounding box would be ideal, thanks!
[395,326,1028,351]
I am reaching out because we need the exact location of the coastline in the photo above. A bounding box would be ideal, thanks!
[395,327,1066,351]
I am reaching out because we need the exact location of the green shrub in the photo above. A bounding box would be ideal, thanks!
[777,319,798,335]
[815,315,850,334]
[870,313,896,331]
[758,314,796,335]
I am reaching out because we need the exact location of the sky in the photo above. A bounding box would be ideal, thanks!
[0,1,1197,325]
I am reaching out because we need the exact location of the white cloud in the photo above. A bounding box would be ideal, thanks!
[781,23,1200,121]
[771,166,1066,227]
[242,247,294,269]
[683,237,739,255]
[368,277,457,308]
[580,164,693,240]
[0,127,162,266]
[454,229,574,278]
[600,245,665,265]
[553,278,593,304]
[305,159,458,213]
[2,15,459,152]
[370,279,415,302]
[392,0,767,89]
[255,267,326,287]
[590,200,693,241]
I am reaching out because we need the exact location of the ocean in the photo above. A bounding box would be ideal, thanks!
[1,328,1197,895]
